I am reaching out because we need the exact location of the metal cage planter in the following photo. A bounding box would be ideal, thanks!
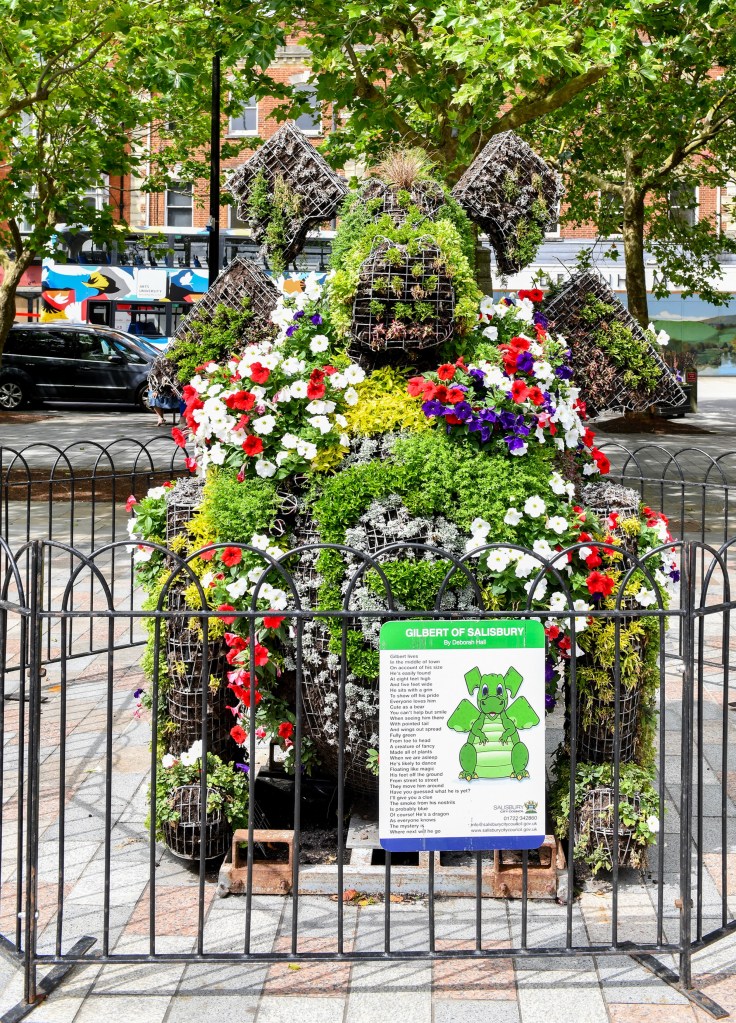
[162,784,232,861]
[451,131,562,276]
[582,481,641,558]
[576,787,646,870]
[360,178,448,224]
[225,123,348,266]
[542,271,687,416]
[350,235,455,357]
[575,679,642,765]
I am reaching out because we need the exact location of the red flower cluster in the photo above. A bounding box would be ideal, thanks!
[586,571,616,597]
[217,604,237,624]
[249,362,270,385]
[277,721,294,740]
[224,390,256,412]
[518,289,544,303]
[230,724,247,745]
[307,368,326,400]
[242,435,264,457]
[263,615,285,629]
[221,546,243,568]
[499,335,531,376]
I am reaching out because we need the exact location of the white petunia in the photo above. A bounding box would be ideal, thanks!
[226,577,249,600]
[276,451,290,466]
[309,415,332,435]
[524,576,548,599]
[504,507,523,526]
[646,815,660,833]
[281,357,305,376]
[133,546,154,564]
[479,295,495,317]
[281,433,299,449]
[296,439,318,460]
[485,548,511,572]
[290,380,308,398]
[482,325,498,340]
[339,433,350,446]
[515,554,540,579]
[252,415,276,435]
[510,442,528,457]
[546,516,569,536]
[309,334,329,354]
[524,496,546,519]
[634,586,657,608]
[532,538,554,559]
[471,517,491,538]
[549,471,567,496]
[255,459,277,478]
[344,387,359,406]
[307,399,335,414]
[343,364,366,385]
[161,754,176,769]
[147,486,166,500]
[548,591,568,612]
[328,372,347,390]
[209,443,227,465]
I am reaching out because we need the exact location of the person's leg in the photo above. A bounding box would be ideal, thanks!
[149,393,165,426]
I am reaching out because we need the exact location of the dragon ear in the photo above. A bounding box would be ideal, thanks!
[504,666,524,698]
[465,667,482,694]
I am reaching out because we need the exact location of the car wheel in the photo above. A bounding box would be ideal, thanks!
[0,378,26,410]
[136,383,151,410]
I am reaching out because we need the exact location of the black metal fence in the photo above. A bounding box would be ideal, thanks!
[0,441,735,1018]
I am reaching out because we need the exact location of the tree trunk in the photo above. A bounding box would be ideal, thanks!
[0,251,34,362]
[622,191,648,327]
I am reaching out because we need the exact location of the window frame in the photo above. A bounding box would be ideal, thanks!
[165,182,194,229]
[292,83,323,137]
[228,97,259,137]
[668,185,699,228]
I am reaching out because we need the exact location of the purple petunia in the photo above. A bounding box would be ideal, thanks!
[310,313,323,325]
[555,365,573,380]
[285,325,298,337]
[133,688,144,699]
[293,310,305,319]
[516,351,534,374]
[504,435,527,452]
[453,401,473,421]
[422,399,446,417]
[533,311,549,328]
[235,763,250,773]
[545,693,557,712]
[469,368,485,384]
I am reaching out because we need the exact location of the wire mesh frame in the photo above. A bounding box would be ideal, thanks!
[169,257,279,348]
[161,784,232,861]
[351,235,456,353]
[576,788,644,869]
[542,270,687,415]
[451,130,563,276]
[575,678,643,765]
[225,123,348,265]
[360,178,448,224]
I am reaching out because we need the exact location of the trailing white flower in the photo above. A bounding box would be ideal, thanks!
[523,496,546,519]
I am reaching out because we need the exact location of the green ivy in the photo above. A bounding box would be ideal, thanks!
[191,467,280,546]
[167,301,272,385]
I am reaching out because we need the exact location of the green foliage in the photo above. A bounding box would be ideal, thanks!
[245,171,302,275]
[153,753,250,838]
[168,302,267,384]
[592,320,662,393]
[192,467,280,546]
[328,185,480,340]
[550,760,660,874]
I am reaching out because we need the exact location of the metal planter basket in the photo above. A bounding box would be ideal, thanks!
[162,784,231,861]
[575,681,642,765]
[582,482,641,558]
[350,235,455,357]
[576,787,645,869]
[165,477,205,547]
[451,130,562,276]
[360,178,447,224]
[165,584,229,690]
[225,123,348,266]
[166,681,232,758]
[542,270,687,416]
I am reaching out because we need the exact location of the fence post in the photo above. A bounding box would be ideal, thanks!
[23,540,43,1006]
[678,541,696,989]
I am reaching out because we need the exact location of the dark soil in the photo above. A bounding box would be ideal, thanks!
[597,413,712,435]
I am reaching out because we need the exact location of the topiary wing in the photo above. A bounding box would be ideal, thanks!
[447,699,478,732]
[507,696,540,730]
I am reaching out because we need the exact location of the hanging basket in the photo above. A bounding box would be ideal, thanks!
[360,178,447,224]
[575,680,642,765]
[162,784,231,861]
[165,584,229,691]
[582,482,641,558]
[541,270,687,416]
[576,787,646,869]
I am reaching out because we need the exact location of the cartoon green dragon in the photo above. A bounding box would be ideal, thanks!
[447,666,540,781]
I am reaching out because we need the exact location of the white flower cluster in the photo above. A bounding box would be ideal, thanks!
[161,739,202,770]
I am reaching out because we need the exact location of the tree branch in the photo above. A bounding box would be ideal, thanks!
[491,65,609,134]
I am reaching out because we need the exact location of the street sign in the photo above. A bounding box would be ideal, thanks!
[379,619,546,852]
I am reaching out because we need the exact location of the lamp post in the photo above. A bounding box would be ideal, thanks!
[207,49,221,287]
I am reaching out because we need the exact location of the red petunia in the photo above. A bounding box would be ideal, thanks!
[582,428,596,449]
[446,388,465,405]
[519,288,544,303]
[125,495,137,513]
[437,363,456,382]
[307,381,326,400]
[407,376,428,397]
[527,386,545,407]
[225,390,256,412]
[234,414,251,431]
[217,604,237,624]
[199,548,215,562]
[592,448,611,475]
[323,365,337,375]
[242,435,264,457]
[182,384,198,403]
[224,632,247,651]
[511,380,529,404]
[230,724,247,745]
[237,467,246,483]
[249,362,270,385]
[221,546,243,567]
[586,572,615,597]
[310,368,326,385]
[545,624,561,641]
[171,427,187,448]
[585,551,602,569]
[433,384,450,404]
[278,721,294,740]
[263,615,285,629]
[509,336,531,351]
[185,457,198,472]
[254,643,269,666]
[445,414,463,425]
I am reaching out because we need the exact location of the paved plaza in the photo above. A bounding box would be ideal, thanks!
[1,385,736,1021]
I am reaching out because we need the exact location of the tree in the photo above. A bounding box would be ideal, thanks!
[0,0,280,356]
[531,1,736,325]
[237,0,643,182]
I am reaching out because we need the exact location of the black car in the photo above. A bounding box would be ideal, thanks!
[0,324,157,410]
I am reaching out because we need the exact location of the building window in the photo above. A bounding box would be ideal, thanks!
[81,176,110,214]
[293,84,322,136]
[669,185,698,227]
[545,200,561,238]
[166,183,193,228]
[229,97,258,135]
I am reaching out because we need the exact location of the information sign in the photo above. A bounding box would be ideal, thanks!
[379,619,546,852]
